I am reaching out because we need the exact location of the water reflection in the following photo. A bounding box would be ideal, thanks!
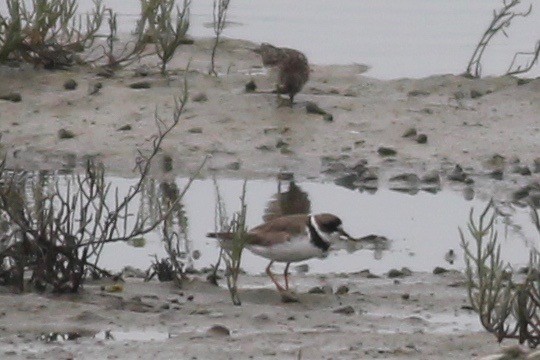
[263,179,311,222]
[2,172,537,276]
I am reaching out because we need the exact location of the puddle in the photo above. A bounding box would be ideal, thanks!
[90,177,538,276]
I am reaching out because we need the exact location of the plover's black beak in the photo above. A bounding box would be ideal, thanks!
[338,228,354,241]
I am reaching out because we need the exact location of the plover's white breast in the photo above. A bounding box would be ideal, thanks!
[248,235,326,263]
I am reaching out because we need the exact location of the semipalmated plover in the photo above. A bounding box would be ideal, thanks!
[253,43,310,105]
[207,213,353,294]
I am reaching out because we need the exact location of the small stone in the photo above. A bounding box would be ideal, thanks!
[58,128,75,139]
[206,325,230,337]
[335,285,349,295]
[401,293,410,300]
[253,313,270,322]
[421,171,440,184]
[191,92,208,102]
[470,89,484,99]
[275,138,288,148]
[226,161,241,171]
[387,269,404,278]
[402,127,417,138]
[415,134,428,144]
[407,89,430,97]
[389,173,420,183]
[245,80,257,92]
[308,286,331,294]
[117,124,132,131]
[63,79,77,90]
[534,158,540,173]
[323,113,334,122]
[187,295,194,301]
[333,305,355,315]
[0,92,22,102]
[188,127,203,134]
[305,101,327,115]
[160,303,170,310]
[377,147,397,157]
[129,81,151,89]
[433,267,449,275]
[513,186,530,201]
[448,165,467,182]
[489,169,504,180]
[88,82,102,95]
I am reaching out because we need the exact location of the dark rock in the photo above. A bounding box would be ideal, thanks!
[517,78,531,86]
[245,79,257,92]
[529,191,540,207]
[388,268,409,278]
[322,161,347,174]
[401,293,410,300]
[226,161,241,171]
[334,174,359,189]
[407,89,430,97]
[191,92,208,102]
[421,171,440,184]
[448,165,468,182]
[88,82,102,95]
[0,92,22,102]
[534,158,540,173]
[129,81,151,89]
[58,128,75,139]
[96,68,114,78]
[63,79,78,90]
[335,285,349,295]
[333,305,355,315]
[433,267,449,275]
[489,169,504,180]
[323,113,334,122]
[402,127,417,138]
[511,165,531,176]
[305,101,327,115]
[512,186,529,201]
[415,134,428,144]
[275,138,288,148]
[470,89,484,99]
[117,124,132,131]
[377,147,397,157]
[206,325,230,337]
[188,127,203,134]
[358,168,378,182]
[390,173,420,183]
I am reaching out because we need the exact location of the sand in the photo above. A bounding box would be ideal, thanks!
[0,37,539,359]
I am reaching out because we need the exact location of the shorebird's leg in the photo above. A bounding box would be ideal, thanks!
[266,261,285,292]
[283,262,291,290]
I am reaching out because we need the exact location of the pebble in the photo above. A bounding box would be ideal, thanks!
[191,92,208,102]
[377,147,397,157]
[333,305,355,315]
[433,267,449,275]
[415,134,428,144]
[0,92,22,102]
[402,127,417,138]
[206,325,230,337]
[129,81,151,89]
[335,285,350,295]
[245,80,257,92]
[58,128,75,139]
[63,79,77,90]
[117,124,132,131]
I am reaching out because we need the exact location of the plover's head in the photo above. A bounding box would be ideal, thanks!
[311,213,353,244]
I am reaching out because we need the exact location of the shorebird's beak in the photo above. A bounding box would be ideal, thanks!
[338,227,354,241]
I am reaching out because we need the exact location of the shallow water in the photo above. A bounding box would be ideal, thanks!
[75,0,540,79]
[96,177,538,276]
[3,1,537,78]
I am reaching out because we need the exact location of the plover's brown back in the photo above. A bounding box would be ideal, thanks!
[255,43,310,104]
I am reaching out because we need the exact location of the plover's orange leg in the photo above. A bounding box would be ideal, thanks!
[283,262,291,290]
[266,261,286,292]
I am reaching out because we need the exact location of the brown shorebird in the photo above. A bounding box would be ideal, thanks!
[254,43,310,105]
[207,213,353,296]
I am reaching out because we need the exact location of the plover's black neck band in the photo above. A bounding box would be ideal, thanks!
[307,217,330,252]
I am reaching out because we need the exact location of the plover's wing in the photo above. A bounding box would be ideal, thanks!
[247,231,292,247]
[250,214,309,236]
